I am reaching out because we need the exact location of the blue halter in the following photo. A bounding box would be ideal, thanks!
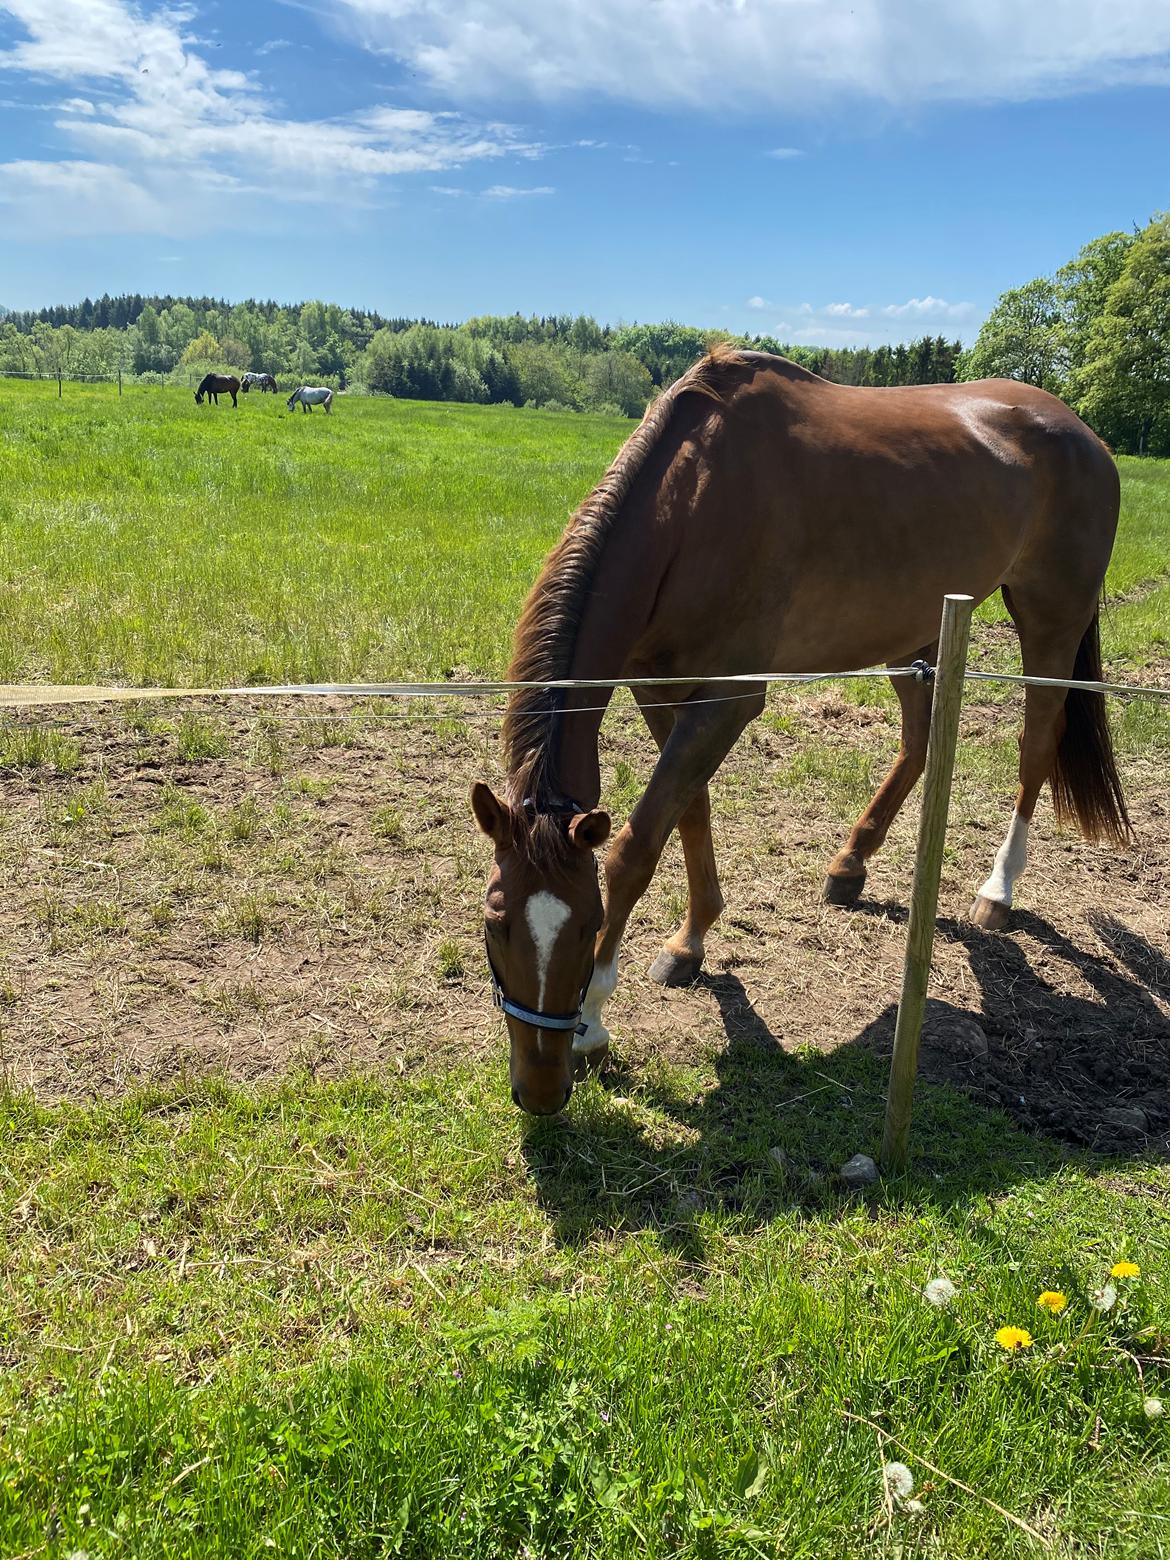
[486,936,591,1035]
[485,792,594,1036]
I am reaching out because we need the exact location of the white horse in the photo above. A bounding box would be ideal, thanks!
[287,385,333,414]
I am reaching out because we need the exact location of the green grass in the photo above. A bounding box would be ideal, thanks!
[1,1064,1167,1557]
[0,380,629,687]
[4,381,1168,690]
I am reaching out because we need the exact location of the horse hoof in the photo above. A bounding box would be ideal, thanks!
[823,871,866,907]
[573,1043,609,1080]
[968,894,1011,932]
[648,950,702,987]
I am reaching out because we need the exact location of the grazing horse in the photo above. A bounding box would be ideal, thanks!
[287,385,333,414]
[194,373,240,407]
[241,372,278,394]
[472,347,1128,1116]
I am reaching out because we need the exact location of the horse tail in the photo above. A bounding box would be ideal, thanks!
[1049,608,1131,845]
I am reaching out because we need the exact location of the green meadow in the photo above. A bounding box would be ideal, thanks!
[2,378,1168,686]
[0,379,1168,1557]
[0,380,627,687]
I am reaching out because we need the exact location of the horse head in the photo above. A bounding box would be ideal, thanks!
[471,781,610,1114]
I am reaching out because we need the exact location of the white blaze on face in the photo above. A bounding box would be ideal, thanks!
[524,891,572,1011]
[978,811,1030,906]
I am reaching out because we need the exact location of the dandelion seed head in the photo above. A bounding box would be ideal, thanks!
[1144,1398,1165,1420]
[1090,1283,1118,1313]
[883,1461,914,1500]
[995,1325,1034,1351]
[904,1498,927,1516]
[923,1277,957,1307]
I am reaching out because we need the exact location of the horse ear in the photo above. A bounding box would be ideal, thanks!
[470,782,513,848]
[569,809,611,852]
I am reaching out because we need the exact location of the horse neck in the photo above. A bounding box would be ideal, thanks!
[518,494,667,812]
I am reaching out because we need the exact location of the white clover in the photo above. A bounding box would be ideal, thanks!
[1090,1283,1118,1313]
[883,1461,915,1501]
[1143,1398,1165,1420]
[923,1277,957,1308]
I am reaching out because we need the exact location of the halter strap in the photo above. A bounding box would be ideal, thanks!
[485,935,590,1036]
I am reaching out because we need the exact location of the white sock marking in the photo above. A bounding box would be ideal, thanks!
[575,954,619,1055]
[978,812,1029,907]
[524,891,571,1011]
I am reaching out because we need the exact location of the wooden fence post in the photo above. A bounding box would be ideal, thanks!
[880,592,974,1172]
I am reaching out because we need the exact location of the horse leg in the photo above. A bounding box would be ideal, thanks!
[575,690,763,1066]
[969,593,1095,931]
[633,697,727,988]
[823,655,934,906]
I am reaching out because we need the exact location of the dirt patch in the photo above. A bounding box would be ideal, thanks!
[0,687,1167,1156]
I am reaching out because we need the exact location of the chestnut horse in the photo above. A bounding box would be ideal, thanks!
[472,348,1128,1115]
[194,373,240,407]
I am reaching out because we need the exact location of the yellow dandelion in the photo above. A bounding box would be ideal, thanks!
[1037,1291,1068,1315]
[995,1325,1034,1352]
[1111,1261,1141,1279]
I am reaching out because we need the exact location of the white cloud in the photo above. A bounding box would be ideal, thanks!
[331,0,1170,109]
[0,158,165,235]
[746,295,772,310]
[483,183,554,198]
[0,0,544,235]
[825,301,869,318]
[256,38,292,56]
[882,295,974,318]
[766,147,804,159]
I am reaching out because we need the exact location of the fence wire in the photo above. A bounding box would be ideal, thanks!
[0,662,1167,715]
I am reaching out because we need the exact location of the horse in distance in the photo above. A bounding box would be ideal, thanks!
[241,372,278,394]
[286,386,333,414]
[194,373,241,407]
[471,346,1128,1116]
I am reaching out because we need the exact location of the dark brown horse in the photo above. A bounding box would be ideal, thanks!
[472,348,1129,1115]
[194,373,240,407]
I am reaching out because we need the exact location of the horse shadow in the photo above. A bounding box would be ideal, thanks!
[520,909,1170,1250]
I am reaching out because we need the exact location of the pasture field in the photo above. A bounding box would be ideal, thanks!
[0,380,1169,1557]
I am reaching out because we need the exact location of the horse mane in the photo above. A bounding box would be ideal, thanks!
[501,347,748,858]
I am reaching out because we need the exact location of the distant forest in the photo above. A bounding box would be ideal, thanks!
[3,213,1166,453]
[0,293,960,418]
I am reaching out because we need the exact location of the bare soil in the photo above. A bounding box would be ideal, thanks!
[1,688,1167,1156]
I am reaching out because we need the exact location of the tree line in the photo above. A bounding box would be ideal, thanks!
[958,213,1170,455]
[0,292,961,417]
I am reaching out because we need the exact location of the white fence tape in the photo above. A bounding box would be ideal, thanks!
[0,665,1167,712]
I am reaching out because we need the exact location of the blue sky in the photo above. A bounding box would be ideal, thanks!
[1,0,1168,344]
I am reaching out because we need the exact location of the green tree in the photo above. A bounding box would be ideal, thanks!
[181,330,223,365]
[958,278,1064,389]
[1056,231,1134,382]
[582,350,654,416]
[1077,215,1170,455]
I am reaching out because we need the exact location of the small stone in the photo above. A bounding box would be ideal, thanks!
[930,1016,989,1059]
[839,1153,879,1188]
[1102,1106,1148,1134]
